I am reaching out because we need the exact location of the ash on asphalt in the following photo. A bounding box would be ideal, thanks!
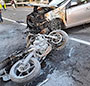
[0,23,26,62]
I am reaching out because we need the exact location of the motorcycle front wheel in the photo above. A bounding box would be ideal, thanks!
[9,58,41,83]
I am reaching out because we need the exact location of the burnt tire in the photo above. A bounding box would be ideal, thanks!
[48,18,65,31]
[10,58,41,83]
[49,30,69,50]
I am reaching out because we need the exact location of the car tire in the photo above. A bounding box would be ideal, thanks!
[48,18,65,31]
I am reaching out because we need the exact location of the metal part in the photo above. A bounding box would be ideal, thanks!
[0,68,10,81]
[17,63,30,73]
[23,51,34,65]
[49,31,63,44]
[2,74,10,81]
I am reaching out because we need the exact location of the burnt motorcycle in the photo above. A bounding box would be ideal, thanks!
[9,30,68,83]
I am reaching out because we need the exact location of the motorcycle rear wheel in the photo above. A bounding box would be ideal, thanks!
[49,30,69,50]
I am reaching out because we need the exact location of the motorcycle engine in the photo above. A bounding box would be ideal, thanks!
[33,34,49,57]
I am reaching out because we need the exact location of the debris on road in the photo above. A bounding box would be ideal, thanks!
[0,68,10,81]
[68,47,74,58]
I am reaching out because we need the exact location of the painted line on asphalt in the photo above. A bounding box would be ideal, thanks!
[3,17,90,46]
[3,17,27,26]
[70,37,90,46]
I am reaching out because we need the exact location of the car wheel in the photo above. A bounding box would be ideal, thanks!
[48,18,65,31]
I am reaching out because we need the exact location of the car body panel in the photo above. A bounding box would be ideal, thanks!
[45,0,71,24]
[66,2,90,28]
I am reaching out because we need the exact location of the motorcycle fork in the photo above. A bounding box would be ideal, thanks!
[22,51,34,66]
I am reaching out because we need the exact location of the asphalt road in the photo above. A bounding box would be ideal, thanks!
[0,7,90,86]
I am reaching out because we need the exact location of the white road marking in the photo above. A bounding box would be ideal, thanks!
[37,78,49,86]
[7,9,31,12]
[70,37,90,46]
[3,17,27,26]
[3,17,90,46]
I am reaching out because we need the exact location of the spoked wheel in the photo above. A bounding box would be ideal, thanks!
[10,58,41,83]
[49,30,69,50]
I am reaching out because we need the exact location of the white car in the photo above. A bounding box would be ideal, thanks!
[27,0,90,33]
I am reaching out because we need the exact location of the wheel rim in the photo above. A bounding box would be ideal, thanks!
[13,60,35,78]
[49,30,68,49]
[50,32,63,45]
